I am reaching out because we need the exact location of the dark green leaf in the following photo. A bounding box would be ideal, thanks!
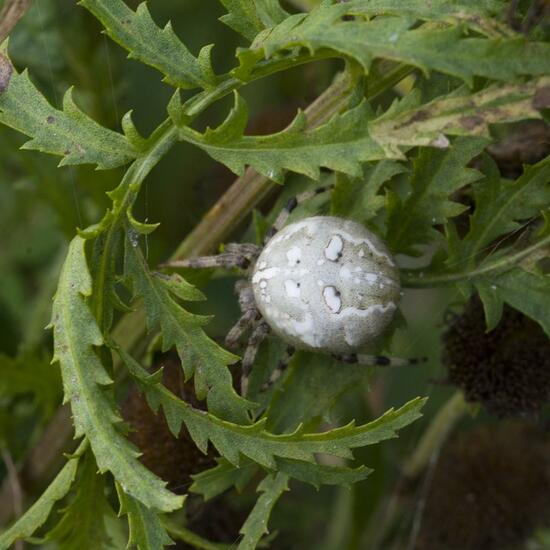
[385,137,487,255]
[237,3,550,85]
[219,0,289,40]
[79,0,217,89]
[47,453,115,550]
[237,473,289,550]
[116,486,174,550]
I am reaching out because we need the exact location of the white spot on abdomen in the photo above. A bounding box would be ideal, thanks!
[252,266,280,284]
[325,235,343,261]
[284,280,301,298]
[323,286,342,314]
[286,246,302,267]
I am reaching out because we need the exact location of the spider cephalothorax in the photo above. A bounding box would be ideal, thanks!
[167,188,420,395]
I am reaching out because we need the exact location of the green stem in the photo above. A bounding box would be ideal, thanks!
[92,125,179,327]
[163,519,233,550]
[369,392,468,549]
[401,232,550,288]
[402,392,468,478]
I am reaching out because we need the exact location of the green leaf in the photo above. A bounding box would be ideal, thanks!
[122,350,426,470]
[116,486,174,550]
[274,457,372,489]
[453,156,550,268]
[219,0,289,40]
[345,0,511,37]
[47,452,115,550]
[0,447,81,550]
[265,352,371,433]
[0,52,136,170]
[236,2,550,85]
[440,156,550,333]
[331,160,406,224]
[79,0,217,90]
[385,137,487,255]
[179,78,548,183]
[123,234,251,423]
[480,268,550,337]
[191,458,257,501]
[49,236,182,512]
[237,473,289,550]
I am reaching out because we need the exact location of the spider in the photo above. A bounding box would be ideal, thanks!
[165,187,423,396]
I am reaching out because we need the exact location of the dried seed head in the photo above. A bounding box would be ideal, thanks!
[251,216,400,353]
[443,295,550,416]
[121,353,215,493]
[414,421,550,550]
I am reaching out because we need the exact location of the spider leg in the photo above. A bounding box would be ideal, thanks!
[240,321,270,397]
[161,253,251,270]
[225,308,260,350]
[334,353,428,367]
[161,243,261,271]
[260,346,296,392]
[264,185,333,242]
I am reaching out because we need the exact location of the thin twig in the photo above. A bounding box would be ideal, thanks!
[0,405,75,526]
[369,392,468,548]
[1,449,24,549]
[0,0,32,43]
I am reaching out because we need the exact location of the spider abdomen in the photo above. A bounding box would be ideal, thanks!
[251,216,400,354]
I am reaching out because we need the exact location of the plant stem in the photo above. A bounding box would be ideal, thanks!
[0,0,32,43]
[401,232,550,288]
[402,392,468,478]
[369,392,468,549]
[163,519,233,550]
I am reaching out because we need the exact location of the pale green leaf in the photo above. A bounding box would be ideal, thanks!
[116,486,174,550]
[238,473,289,550]
[79,0,217,89]
[0,449,81,550]
[47,453,115,550]
[370,78,549,156]
[237,2,550,85]
[0,52,137,170]
[219,0,289,40]
[49,236,182,512]
[123,235,251,423]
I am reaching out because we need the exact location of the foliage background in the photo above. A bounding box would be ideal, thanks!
[0,1,549,549]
